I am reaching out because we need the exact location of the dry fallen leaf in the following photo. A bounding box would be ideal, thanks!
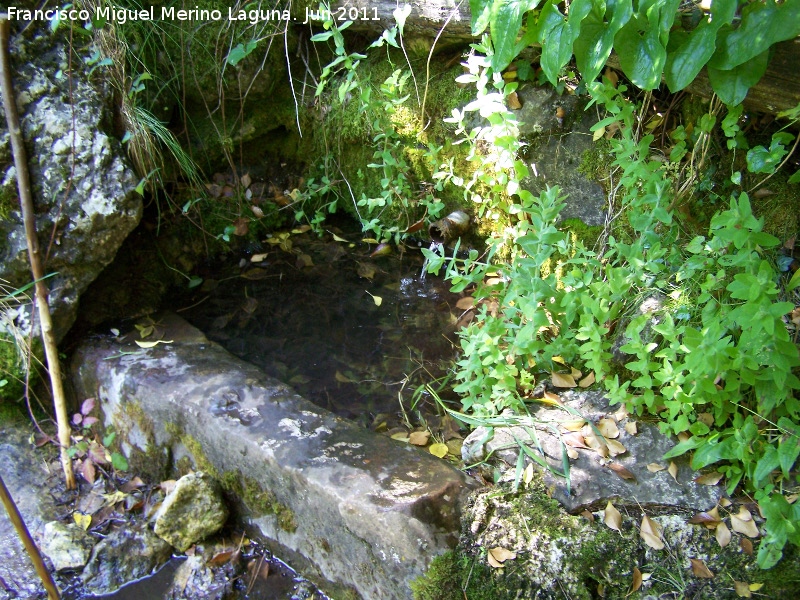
[694,472,724,486]
[647,463,667,473]
[734,581,752,597]
[740,538,753,555]
[630,567,643,593]
[608,462,636,481]
[690,558,714,578]
[551,371,577,387]
[506,91,522,110]
[731,507,760,538]
[408,431,430,446]
[562,432,589,449]
[560,419,586,432]
[606,439,628,457]
[580,509,595,522]
[640,515,665,549]
[689,508,721,527]
[429,443,448,458]
[523,463,534,486]
[455,297,475,310]
[390,432,410,442]
[583,428,609,458]
[604,501,622,532]
[487,547,516,568]
[613,405,629,422]
[668,461,679,482]
[716,522,731,548]
[73,512,92,531]
[566,447,579,460]
[579,371,595,387]
[624,421,638,435]
[597,418,620,439]
[719,497,732,508]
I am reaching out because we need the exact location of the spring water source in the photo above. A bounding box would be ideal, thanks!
[176,226,465,430]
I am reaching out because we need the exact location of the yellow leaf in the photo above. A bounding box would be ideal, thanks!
[390,432,410,442]
[749,583,763,591]
[73,512,92,530]
[488,547,516,565]
[250,253,268,263]
[365,291,383,306]
[716,522,731,548]
[560,419,586,432]
[731,507,760,538]
[640,515,664,550]
[551,371,576,388]
[668,461,679,482]
[606,439,627,457]
[647,463,666,473]
[409,431,430,446]
[334,370,353,383]
[603,501,622,532]
[103,491,128,506]
[331,232,348,242]
[734,581,752,598]
[552,356,567,365]
[134,339,173,348]
[429,443,448,458]
[690,558,714,578]
[597,418,620,439]
[523,463,534,485]
[593,125,606,141]
[361,238,380,244]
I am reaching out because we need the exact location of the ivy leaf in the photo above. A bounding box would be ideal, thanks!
[614,15,667,90]
[490,0,543,72]
[709,0,800,71]
[574,1,633,83]
[707,48,769,106]
[663,0,736,92]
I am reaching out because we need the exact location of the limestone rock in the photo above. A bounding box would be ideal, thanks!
[462,389,722,513]
[81,521,172,594]
[40,521,95,571]
[154,472,229,552]
[0,23,141,345]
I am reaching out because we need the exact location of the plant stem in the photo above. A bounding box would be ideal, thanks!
[0,14,75,489]
[0,473,60,599]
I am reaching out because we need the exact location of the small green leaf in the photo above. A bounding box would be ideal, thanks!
[227,40,258,66]
[110,452,129,471]
[103,432,116,447]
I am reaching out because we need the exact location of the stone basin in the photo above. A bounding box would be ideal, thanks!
[70,312,478,599]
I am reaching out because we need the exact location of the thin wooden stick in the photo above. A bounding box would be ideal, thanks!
[0,473,60,599]
[0,14,75,489]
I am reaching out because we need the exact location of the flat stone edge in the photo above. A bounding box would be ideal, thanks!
[70,313,478,599]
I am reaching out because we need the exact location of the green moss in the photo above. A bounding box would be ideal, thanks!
[112,400,171,481]
[411,550,503,600]
[561,218,603,250]
[578,137,614,185]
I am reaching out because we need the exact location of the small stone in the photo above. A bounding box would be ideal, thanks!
[154,472,229,552]
[40,521,95,571]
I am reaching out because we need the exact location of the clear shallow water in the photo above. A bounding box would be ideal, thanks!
[176,226,465,429]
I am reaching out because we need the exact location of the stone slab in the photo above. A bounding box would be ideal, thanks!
[463,390,723,513]
[70,312,478,599]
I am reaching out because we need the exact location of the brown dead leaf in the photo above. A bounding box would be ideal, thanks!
[613,405,629,422]
[720,497,732,508]
[630,567,643,594]
[597,418,620,439]
[583,428,609,457]
[233,217,249,237]
[734,581,752,597]
[455,297,475,310]
[690,558,714,578]
[608,462,636,481]
[731,508,760,538]
[689,509,721,527]
[640,515,664,550]
[697,412,714,427]
[570,367,582,379]
[604,501,622,532]
[507,91,522,110]
[580,509,595,522]
[647,463,667,473]
[551,371,577,387]
[560,419,586,432]
[543,391,562,404]
[408,431,430,446]
[80,459,96,485]
[562,432,589,449]
[566,447,579,460]
[207,548,240,567]
[716,522,731,548]
[740,538,753,555]
[668,461,679,482]
[357,262,377,280]
[694,471,724,485]
[579,371,595,387]
[121,477,145,493]
[624,421,638,435]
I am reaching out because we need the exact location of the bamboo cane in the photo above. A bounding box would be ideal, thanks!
[0,14,76,489]
[0,473,60,599]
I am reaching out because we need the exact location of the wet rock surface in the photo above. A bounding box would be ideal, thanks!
[71,312,478,599]
[0,21,141,343]
[462,389,723,513]
[154,472,229,552]
[40,522,95,572]
[81,521,173,594]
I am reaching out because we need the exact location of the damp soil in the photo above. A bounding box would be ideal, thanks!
[172,220,470,431]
